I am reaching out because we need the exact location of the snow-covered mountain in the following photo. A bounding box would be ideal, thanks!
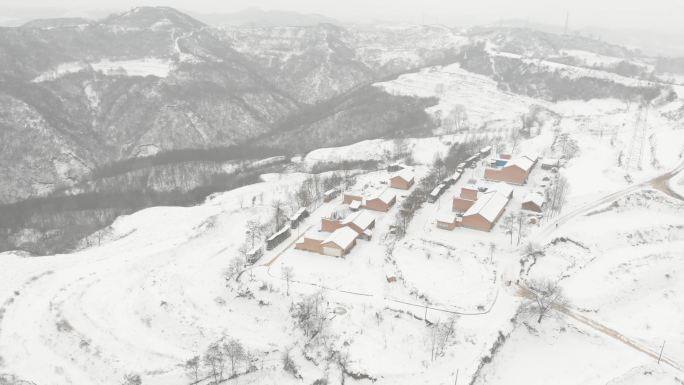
[1,6,684,385]
[0,6,681,256]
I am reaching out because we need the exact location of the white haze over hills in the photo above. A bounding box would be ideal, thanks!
[2,0,684,55]
[1,4,684,385]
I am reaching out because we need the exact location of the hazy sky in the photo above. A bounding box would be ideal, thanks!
[2,0,684,34]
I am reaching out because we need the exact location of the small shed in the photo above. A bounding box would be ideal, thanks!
[246,245,263,264]
[266,226,291,250]
[541,158,560,170]
[522,192,545,213]
[387,162,406,172]
[290,207,309,229]
[436,211,460,231]
[323,188,339,202]
[428,183,447,203]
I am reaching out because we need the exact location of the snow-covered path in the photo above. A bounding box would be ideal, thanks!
[529,159,684,245]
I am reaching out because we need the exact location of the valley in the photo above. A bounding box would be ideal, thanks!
[0,6,684,385]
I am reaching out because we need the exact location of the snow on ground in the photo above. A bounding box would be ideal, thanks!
[670,168,684,198]
[375,63,540,128]
[523,189,684,365]
[90,58,173,77]
[303,135,460,167]
[558,49,626,67]
[31,58,173,82]
[474,316,680,385]
[548,97,684,210]
[0,176,309,385]
[493,51,654,88]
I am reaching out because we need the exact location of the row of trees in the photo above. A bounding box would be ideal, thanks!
[184,338,252,384]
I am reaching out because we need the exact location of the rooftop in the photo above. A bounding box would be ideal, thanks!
[523,192,545,206]
[370,189,396,204]
[436,210,459,224]
[323,226,358,249]
[392,168,415,182]
[342,210,376,230]
[464,191,509,222]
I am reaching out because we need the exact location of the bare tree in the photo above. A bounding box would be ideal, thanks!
[121,373,142,385]
[225,256,245,281]
[291,291,328,339]
[516,213,526,246]
[282,348,300,378]
[223,339,246,377]
[548,175,570,218]
[433,154,447,180]
[245,220,265,248]
[488,242,496,264]
[271,200,287,230]
[281,266,294,296]
[184,355,201,383]
[557,133,579,160]
[203,342,227,384]
[442,104,468,133]
[524,279,568,324]
[428,316,458,361]
[502,213,516,245]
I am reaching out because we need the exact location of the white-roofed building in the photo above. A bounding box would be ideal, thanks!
[390,169,415,190]
[461,190,510,231]
[321,227,359,257]
[484,152,538,185]
[522,192,546,213]
[365,189,396,212]
[436,210,461,230]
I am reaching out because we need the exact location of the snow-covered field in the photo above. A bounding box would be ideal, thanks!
[376,63,540,128]
[32,58,173,82]
[4,47,684,385]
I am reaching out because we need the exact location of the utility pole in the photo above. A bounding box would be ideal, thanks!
[454,369,459,385]
[658,340,666,364]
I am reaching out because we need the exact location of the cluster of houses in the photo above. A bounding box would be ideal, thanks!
[435,149,545,232]
[295,167,415,257]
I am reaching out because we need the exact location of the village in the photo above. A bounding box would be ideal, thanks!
[243,140,566,296]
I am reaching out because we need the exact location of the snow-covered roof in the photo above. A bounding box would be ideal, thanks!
[430,184,446,197]
[303,229,327,241]
[507,156,535,172]
[489,182,513,198]
[247,246,262,255]
[349,200,362,210]
[523,192,545,207]
[267,226,290,241]
[323,226,358,249]
[464,191,509,222]
[289,207,307,221]
[541,158,560,166]
[370,189,396,204]
[342,210,375,230]
[324,188,338,196]
[521,151,539,162]
[436,210,458,224]
[451,171,462,181]
[480,146,492,153]
[392,168,415,182]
